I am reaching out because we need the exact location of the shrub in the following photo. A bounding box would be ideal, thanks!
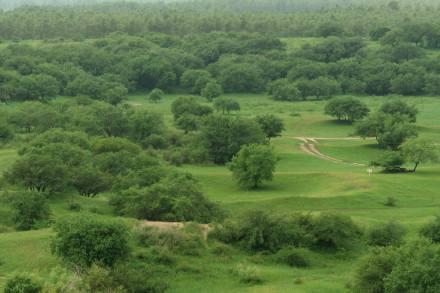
[367,221,406,247]
[420,216,440,243]
[312,212,362,250]
[383,241,440,293]
[117,172,223,223]
[384,196,397,207]
[212,211,360,252]
[4,274,42,293]
[371,151,406,173]
[9,192,51,231]
[84,263,168,293]
[276,248,310,268]
[233,264,264,284]
[107,263,168,293]
[353,247,398,293]
[67,201,82,212]
[51,215,130,268]
[0,122,14,142]
[236,210,283,252]
[148,88,164,103]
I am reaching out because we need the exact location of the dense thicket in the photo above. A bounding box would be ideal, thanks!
[1,30,440,104]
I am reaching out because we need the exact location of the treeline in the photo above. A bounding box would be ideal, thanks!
[1,2,440,39]
[1,30,440,106]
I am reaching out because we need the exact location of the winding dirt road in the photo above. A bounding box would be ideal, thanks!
[293,137,375,166]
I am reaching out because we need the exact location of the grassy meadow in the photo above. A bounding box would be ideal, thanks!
[1,92,440,291]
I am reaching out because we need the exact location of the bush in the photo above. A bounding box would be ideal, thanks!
[116,172,223,223]
[4,274,42,293]
[9,192,51,231]
[371,151,406,173]
[211,211,361,252]
[84,263,168,293]
[384,196,397,207]
[312,213,362,250]
[276,248,310,268]
[420,216,440,243]
[353,247,398,293]
[383,241,440,292]
[235,210,283,252]
[51,214,130,268]
[233,264,264,284]
[0,122,14,142]
[354,241,440,293]
[367,221,406,247]
[110,264,168,293]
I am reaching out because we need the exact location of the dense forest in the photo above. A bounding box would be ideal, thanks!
[2,1,440,292]
[0,0,440,38]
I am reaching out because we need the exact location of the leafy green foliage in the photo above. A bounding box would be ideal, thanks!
[0,122,14,143]
[228,144,278,189]
[200,115,265,164]
[213,97,240,114]
[379,100,418,123]
[420,216,440,243]
[267,79,301,101]
[201,81,223,101]
[324,97,369,123]
[9,192,51,231]
[51,215,130,268]
[356,104,418,150]
[354,247,398,293]
[5,153,69,193]
[367,221,406,247]
[212,211,361,252]
[112,172,222,223]
[148,88,164,103]
[384,241,440,292]
[400,138,438,172]
[255,114,285,139]
[276,247,310,268]
[311,212,362,250]
[4,274,42,293]
[371,151,406,173]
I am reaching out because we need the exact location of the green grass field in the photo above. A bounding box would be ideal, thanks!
[1,92,440,291]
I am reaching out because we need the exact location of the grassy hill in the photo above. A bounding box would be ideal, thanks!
[1,91,440,291]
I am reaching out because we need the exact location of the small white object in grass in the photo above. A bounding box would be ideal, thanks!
[367,168,373,176]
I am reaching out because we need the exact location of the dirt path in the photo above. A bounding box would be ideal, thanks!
[139,221,211,239]
[292,137,373,166]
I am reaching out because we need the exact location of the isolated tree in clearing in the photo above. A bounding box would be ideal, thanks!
[401,138,438,172]
[324,96,369,123]
[256,114,285,139]
[228,144,278,189]
[148,88,164,103]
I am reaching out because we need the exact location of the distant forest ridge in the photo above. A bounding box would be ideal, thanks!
[1,0,440,11]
